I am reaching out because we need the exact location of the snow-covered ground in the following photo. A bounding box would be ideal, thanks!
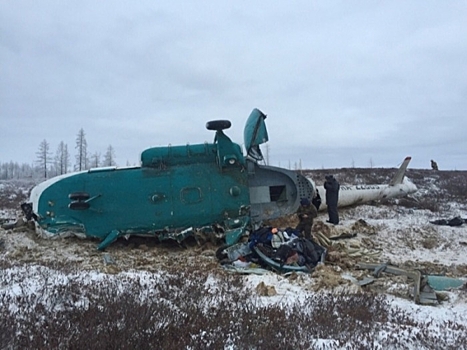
[1,172,467,348]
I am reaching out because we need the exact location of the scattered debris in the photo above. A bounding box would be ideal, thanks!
[355,262,445,305]
[430,217,467,227]
[357,276,375,286]
[313,230,332,247]
[217,226,326,274]
[103,253,115,265]
[1,218,24,230]
[426,275,465,291]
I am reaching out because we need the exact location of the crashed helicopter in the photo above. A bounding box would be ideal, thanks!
[21,108,417,250]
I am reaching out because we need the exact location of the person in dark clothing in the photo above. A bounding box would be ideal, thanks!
[295,198,318,240]
[324,175,340,224]
[312,189,322,211]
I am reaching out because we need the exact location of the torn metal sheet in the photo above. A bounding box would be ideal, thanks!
[426,275,465,291]
[357,277,375,286]
[221,242,252,262]
[355,262,436,305]
[103,253,115,265]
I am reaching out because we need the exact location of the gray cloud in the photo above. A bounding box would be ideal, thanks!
[1,1,466,170]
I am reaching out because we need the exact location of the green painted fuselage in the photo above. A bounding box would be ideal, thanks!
[31,141,249,245]
[28,109,313,249]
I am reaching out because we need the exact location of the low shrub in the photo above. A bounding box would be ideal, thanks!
[1,264,466,349]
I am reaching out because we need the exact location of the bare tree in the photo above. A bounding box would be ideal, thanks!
[55,141,70,175]
[90,152,101,168]
[102,145,116,166]
[75,128,88,171]
[64,144,71,173]
[36,139,51,178]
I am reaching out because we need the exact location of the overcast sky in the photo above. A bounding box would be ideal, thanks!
[1,1,466,170]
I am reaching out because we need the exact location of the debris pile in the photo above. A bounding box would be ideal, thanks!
[217,226,327,274]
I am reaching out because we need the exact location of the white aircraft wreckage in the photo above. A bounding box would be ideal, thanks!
[19,108,417,273]
[311,156,417,212]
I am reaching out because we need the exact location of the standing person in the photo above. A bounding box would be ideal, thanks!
[295,198,318,240]
[324,175,340,224]
[312,188,322,211]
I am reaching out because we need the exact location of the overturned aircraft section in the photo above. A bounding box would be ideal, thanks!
[22,109,313,250]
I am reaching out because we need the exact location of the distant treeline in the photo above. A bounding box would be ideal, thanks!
[2,128,118,180]
[0,161,38,180]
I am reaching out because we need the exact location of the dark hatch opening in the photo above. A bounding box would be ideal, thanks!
[269,185,286,202]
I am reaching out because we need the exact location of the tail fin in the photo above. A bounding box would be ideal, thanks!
[389,156,412,186]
